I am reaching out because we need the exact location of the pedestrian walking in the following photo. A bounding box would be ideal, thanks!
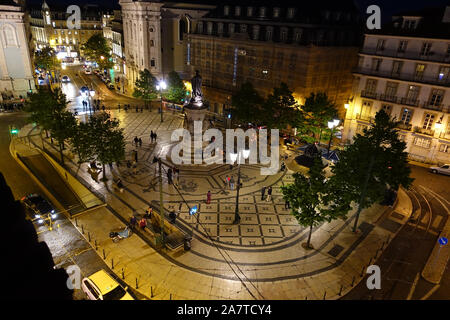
[230,176,235,190]
[134,136,139,147]
[266,186,272,202]
[261,186,266,201]
[169,210,177,224]
[141,106,143,112]
[145,206,153,219]
[206,190,211,204]
[135,106,138,113]
[134,150,138,162]
[138,138,142,147]
[132,162,137,175]
[174,166,180,183]
[150,130,154,143]
[154,132,157,141]
[285,199,290,210]
[129,215,137,229]
[139,217,147,230]
[102,105,105,112]
[118,104,121,112]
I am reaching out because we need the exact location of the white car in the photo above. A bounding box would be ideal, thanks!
[81,270,134,300]
[61,75,70,83]
[84,68,92,75]
[429,164,450,176]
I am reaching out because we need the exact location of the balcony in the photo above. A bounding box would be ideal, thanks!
[396,122,412,131]
[356,113,374,123]
[413,126,435,137]
[421,102,444,111]
[439,132,450,140]
[360,47,450,64]
[353,67,450,87]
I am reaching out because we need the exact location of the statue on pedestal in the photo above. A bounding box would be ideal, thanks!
[190,70,203,107]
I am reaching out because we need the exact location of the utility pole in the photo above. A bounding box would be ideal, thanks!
[158,159,165,246]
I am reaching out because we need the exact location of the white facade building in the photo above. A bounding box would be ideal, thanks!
[0,0,35,100]
[343,7,450,165]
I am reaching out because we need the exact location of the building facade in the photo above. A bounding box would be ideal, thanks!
[103,9,125,75]
[343,7,450,165]
[29,1,106,62]
[185,1,362,115]
[0,0,35,100]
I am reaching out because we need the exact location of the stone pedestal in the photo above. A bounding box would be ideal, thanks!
[183,103,209,135]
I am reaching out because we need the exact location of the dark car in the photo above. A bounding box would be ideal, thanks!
[21,194,57,223]
[107,83,115,90]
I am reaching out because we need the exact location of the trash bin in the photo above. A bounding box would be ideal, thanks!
[184,235,192,251]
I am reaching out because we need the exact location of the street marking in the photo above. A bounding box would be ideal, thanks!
[406,272,420,300]
[420,284,440,300]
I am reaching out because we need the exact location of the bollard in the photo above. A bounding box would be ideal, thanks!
[170,293,172,300]
[122,268,125,280]
[151,286,154,298]
[75,218,78,227]
[111,258,114,269]
[323,291,326,300]
[360,265,365,277]
[351,276,355,287]
[338,285,343,296]
[136,278,138,289]
[81,225,84,234]
[94,240,98,250]
[88,232,91,242]
[102,249,106,259]
[305,296,307,300]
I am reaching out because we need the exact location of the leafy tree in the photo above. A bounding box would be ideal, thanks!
[330,109,414,232]
[24,88,67,138]
[81,34,113,70]
[281,157,348,249]
[231,82,264,125]
[261,82,299,129]
[34,46,57,71]
[297,92,339,144]
[164,71,186,104]
[87,112,125,181]
[133,69,158,109]
[49,110,77,164]
[70,121,95,164]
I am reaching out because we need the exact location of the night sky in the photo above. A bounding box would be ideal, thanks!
[25,0,449,23]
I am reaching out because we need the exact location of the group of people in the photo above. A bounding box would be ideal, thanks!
[0,102,23,112]
[150,130,158,143]
[224,176,236,190]
[133,136,143,148]
[166,167,180,185]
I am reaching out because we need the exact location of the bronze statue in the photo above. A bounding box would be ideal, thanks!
[190,70,203,105]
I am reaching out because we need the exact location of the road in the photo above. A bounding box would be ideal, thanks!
[342,165,450,300]
[1,93,145,300]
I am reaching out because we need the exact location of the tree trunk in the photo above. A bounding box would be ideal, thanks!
[307,224,313,248]
[45,130,49,138]
[352,154,375,232]
[102,163,106,181]
[59,142,64,164]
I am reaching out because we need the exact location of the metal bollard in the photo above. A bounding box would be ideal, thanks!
[323,291,326,300]
[360,265,365,277]
[136,278,138,289]
[75,218,78,227]
[111,258,114,269]
[338,285,343,296]
[305,296,307,300]
[88,232,91,242]
[151,286,154,298]
[94,240,98,250]
[170,293,172,300]
[351,276,355,287]
[102,249,106,259]
[81,225,84,234]
[122,268,125,280]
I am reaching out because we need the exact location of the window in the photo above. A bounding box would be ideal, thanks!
[404,20,417,29]
[240,24,247,33]
[398,40,407,52]
[413,137,431,148]
[406,85,420,101]
[438,66,449,82]
[235,6,241,16]
[429,89,444,106]
[356,123,369,134]
[382,104,392,115]
[439,144,450,153]
[371,58,382,71]
[259,7,266,18]
[294,29,302,43]
[376,39,385,51]
[420,42,432,56]
[385,82,398,97]
[224,6,230,16]
[392,61,403,76]
[252,25,260,40]
[400,108,413,124]
[422,113,435,130]
[415,64,425,79]
[287,8,295,19]
[247,7,253,17]
[365,79,377,93]
[229,23,235,34]
[151,59,155,67]
[273,7,280,18]
[280,28,288,42]
[360,100,372,120]
[265,27,273,41]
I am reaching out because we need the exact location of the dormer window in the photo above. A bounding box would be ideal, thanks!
[403,19,419,29]
[252,25,260,40]
[259,7,266,18]
[235,6,241,16]
[273,8,280,18]
[247,7,253,17]
[224,6,230,16]
[287,8,295,19]
[265,26,273,41]
[280,28,288,42]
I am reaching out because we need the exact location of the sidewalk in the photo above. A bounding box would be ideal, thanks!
[13,111,415,300]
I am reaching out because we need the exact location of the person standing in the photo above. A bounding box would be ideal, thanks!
[139,217,147,230]
[230,176,235,190]
[266,186,272,202]
[167,168,173,185]
[118,104,121,112]
[261,186,266,201]
[154,132,157,141]
[134,136,139,147]
[285,199,291,210]
[134,150,138,162]
[129,215,137,229]
[174,167,180,184]
[135,106,138,113]
[145,206,153,219]
[138,138,142,147]
[206,191,211,204]
[150,131,154,143]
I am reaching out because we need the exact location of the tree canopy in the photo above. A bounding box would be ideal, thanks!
[164,71,186,104]
[81,34,113,70]
[34,46,57,71]
[231,82,264,125]
[261,82,299,129]
[133,69,158,108]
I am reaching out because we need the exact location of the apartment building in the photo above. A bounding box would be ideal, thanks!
[185,1,362,115]
[343,7,450,164]
[103,9,125,75]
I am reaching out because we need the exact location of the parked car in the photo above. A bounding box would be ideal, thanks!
[107,83,115,90]
[84,68,92,75]
[61,75,70,83]
[21,193,57,222]
[429,164,450,176]
[81,270,134,300]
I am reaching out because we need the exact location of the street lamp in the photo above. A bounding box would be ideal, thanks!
[229,149,250,224]
[156,80,167,123]
[327,119,340,156]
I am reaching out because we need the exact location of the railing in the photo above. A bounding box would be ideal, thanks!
[360,91,419,107]
[396,122,412,131]
[356,113,374,123]
[360,47,450,64]
[439,132,450,140]
[421,102,444,111]
[413,126,435,136]
[353,67,450,87]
